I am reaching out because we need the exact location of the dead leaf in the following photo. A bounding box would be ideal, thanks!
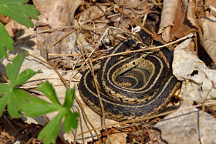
[187,0,199,28]
[114,0,148,9]
[0,14,10,24]
[78,6,105,24]
[206,0,216,9]
[172,38,216,103]
[106,133,127,144]
[158,0,179,42]
[171,0,194,39]
[33,0,81,28]
[199,13,216,64]
[156,106,216,144]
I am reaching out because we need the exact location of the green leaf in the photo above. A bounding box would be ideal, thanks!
[0,23,13,59]
[13,88,37,105]
[0,83,10,94]
[38,109,65,144]
[37,81,60,105]
[7,91,21,118]
[64,111,79,132]
[7,89,41,118]
[0,95,9,116]
[6,53,26,84]
[63,88,76,108]
[14,69,38,86]
[21,95,60,117]
[0,0,39,27]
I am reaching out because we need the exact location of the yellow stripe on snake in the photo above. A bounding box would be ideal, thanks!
[78,31,180,121]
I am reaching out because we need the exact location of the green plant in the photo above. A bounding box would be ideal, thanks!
[0,52,38,117]
[0,53,79,144]
[0,23,13,58]
[0,1,79,144]
[22,81,79,144]
[0,0,39,59]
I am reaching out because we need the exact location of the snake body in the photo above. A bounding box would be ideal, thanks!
[78,33,180,121]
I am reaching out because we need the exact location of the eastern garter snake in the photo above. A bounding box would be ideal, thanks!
[78,31,180,121]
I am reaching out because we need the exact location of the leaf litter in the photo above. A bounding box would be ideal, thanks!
[1,0,216,144]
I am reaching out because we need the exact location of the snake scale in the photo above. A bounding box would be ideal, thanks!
[78,30,180,121]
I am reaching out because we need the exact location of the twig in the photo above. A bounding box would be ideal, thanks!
[92,33,194,62]
[28,53,99,140]
[78,109,85,144]
[49,33,194,64]
[77,100,216,137]
[197,110,203,144]
[88,59,106,127]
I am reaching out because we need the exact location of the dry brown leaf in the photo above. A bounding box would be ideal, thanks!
[200,14,216,64]
[33,0,82,61]
[106,133,127,144]
[156,106,216,144]
[158,0,179,42]
[171,0,194,39]
[78,6,105,24]
[33,0,81,28]
[159,0,197,42]
[77,5,107,32]
[206,0,216,8]
[173,38,216,102]
[187,0,199,28]
[114,0,148,9]
[0,14,10,24]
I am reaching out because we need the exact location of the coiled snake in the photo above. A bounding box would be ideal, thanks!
[78,31,180,121]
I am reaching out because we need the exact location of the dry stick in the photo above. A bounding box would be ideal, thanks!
[79,51,107,131]
[78,109,175,137]
[78,109,85,144]
[48,53,81,57]
[93,33,194,62]
[34,31,193,137]
[77,100,216,137]
[69,58,81,85]
[73,97,95,142]
[76,43,104,137]
[48,27,128,57]
[88,60,106,127]
[52,30,75,47]
[76,99,99,139]
[37,26,74,34]
[74,32,192,72]
[48,33,194,62]
[78,105,95,141]
[76,27,119,127]
[68,27,118,136]
[197,110,203,144]
[28,54,99,139]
